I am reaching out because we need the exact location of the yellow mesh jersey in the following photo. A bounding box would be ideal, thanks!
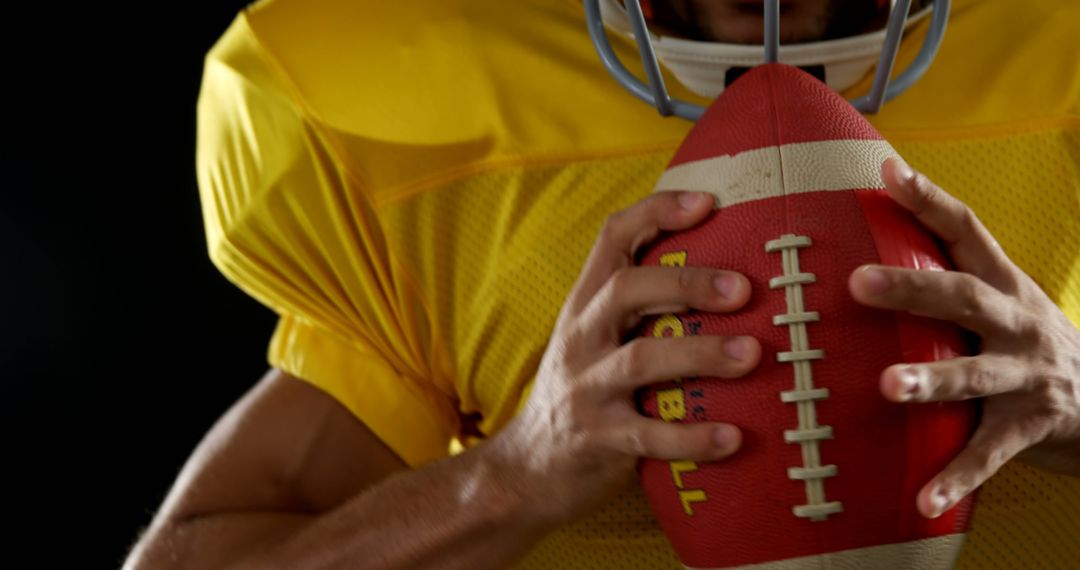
[195,0,1080,568]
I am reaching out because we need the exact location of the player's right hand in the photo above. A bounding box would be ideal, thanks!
[489,190,762,528]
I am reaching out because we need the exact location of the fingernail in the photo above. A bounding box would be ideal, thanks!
[724,336,753,361]
[893,158,915,186]
[713,424,739,450]
[678,191,708,210]
[859,266,891,295]
[928,486,952,519]
[895,366,921,401]
[714,274,741,299]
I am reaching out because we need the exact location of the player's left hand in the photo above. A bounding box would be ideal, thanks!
[848,157,1080,520]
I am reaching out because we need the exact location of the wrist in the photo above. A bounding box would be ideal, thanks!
[477,421,567,533]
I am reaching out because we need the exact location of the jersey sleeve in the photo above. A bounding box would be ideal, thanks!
[195,12,459,467]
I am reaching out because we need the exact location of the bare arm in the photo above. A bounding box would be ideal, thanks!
[127,191,760,569]
[125,369,552,570]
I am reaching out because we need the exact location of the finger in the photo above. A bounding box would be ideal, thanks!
[566,191,714,317]
[584,265,751,335]
[587,335,761,394]
[916,417,1029,519]
[606,416,742,462]
[881,158,1018,292]
[849,265,1023,338]
[881,356,1029,403]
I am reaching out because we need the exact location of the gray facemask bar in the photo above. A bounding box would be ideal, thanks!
[584,0,950,121]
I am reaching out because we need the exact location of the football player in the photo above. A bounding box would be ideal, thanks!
[125,1,1079,568]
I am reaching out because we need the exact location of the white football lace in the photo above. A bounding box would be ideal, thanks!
[766,234,843,521]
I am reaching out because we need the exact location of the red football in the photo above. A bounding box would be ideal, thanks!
[635,64,977,569]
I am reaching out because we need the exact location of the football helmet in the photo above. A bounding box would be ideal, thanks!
[584,0,950,119]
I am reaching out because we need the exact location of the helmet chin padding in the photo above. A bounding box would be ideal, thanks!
[639,0,893,30]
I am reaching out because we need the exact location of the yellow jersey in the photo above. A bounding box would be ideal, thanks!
[195,0,1080,567]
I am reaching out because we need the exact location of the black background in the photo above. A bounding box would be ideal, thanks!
[3,2,276,566]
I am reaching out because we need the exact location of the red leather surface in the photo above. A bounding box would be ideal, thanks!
[856,190,978,539]
[668,64,883,169]
[635,64,975,568]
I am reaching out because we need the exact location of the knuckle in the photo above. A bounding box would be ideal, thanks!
[1010,310,1041,341]
[968,444,1007,475]
[607,267,634,298]
[963,360,997,399]
[668,336,703,373]
[559,322,585,350]
[955,276,988,319]
[678,267,695,291]
[598,211,629,246]
[988,445,1013,472]
[898,270,929,299]
[542,387,586,438]
[594,273,634,325]
[558,323,591,364]
[564,391,596,432]
[606,208,630,230]
[909,172,938,209]
[1015,272,1047,303]
[619,340,651,380]
[958,206,982,236]
[676,266,695,294]
[622,426,650,457]
[1030,375,1076,420]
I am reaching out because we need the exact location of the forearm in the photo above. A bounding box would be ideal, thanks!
[248,438,550,570]
[128,439,552,570]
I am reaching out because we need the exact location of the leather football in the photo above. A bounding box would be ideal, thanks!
[635,63,977,569]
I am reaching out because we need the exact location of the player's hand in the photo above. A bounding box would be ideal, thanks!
[491,191,761,527]
[849,157,1080,520]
